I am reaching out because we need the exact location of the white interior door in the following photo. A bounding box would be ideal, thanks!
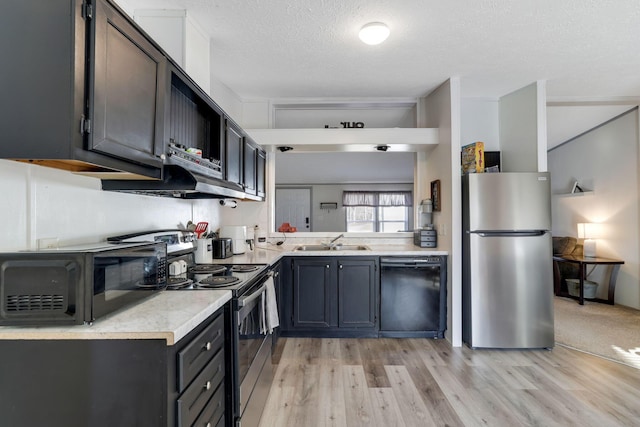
[275,188,311,231]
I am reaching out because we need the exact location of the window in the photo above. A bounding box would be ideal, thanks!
[342,191,412,232]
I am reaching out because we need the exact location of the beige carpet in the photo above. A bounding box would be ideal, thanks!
[554,296,640,369]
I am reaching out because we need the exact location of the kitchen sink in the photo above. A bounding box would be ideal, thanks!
[294,244,370,251]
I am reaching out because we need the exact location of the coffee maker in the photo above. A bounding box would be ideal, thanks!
[419,199,433,229]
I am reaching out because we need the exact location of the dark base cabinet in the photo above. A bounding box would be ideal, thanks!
[281,257,379,338]
[0,305,231,427]
[280,255,448,339]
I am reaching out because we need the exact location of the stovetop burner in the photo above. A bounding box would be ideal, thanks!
[196,275,241,288]
[190,265,227,275]
[229,265,260,273]
[166,277,194,290]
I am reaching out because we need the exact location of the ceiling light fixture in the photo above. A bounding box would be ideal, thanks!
[358,22,390,45]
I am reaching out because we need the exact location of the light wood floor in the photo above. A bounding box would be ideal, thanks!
[259,338,640,427]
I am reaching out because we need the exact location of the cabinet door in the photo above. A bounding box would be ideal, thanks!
[256,149,266,198]
[225,120,243,186]
[338,259,378,329]
[243,139,257,195]
[292,258,334,328]
[91,0,165,168]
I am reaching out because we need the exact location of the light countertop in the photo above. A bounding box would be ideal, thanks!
[211,243,448,265]
[0,290,231,345]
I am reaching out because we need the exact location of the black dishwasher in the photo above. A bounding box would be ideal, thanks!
[380,256,447,338]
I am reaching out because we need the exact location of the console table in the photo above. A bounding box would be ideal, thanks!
[553,255,624,305]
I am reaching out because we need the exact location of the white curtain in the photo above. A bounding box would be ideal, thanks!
[342,191,412,207]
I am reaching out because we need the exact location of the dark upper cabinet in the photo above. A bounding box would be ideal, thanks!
[91,0,166,169]
[243,138,258,196]
[225,119,244,189]
[165,65,224,178]
[256,149,266,198]
[1,0,266,198]
[0,0,163,179]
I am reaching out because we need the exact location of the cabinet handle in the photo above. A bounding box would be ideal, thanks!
[326,265,330,269]
[205,381,211,391]
[204,341,212,351]
[339,264,343,269]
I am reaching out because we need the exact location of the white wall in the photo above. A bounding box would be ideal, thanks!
[548,108,640,309]
[420,78,462,346]
[133,9,211,95]
[461,99,500,151]
[0,160,221,251]
[499,82,545,172]
[274,152,415,185]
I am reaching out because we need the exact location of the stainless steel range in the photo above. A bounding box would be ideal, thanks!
[108,230,276,427]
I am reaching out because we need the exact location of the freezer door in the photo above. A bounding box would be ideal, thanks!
[466,232,554,348]
[467,172,551,231]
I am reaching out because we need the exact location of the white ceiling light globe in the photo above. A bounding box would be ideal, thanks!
[358,22,390,45]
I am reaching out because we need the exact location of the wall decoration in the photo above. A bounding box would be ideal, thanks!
[431,179,441,212]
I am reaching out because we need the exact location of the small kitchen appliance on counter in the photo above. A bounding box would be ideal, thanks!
[212,237,233,259]
[219,225,248,254]
[0,241,167,325]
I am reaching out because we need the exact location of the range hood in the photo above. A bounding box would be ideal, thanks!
[101,165,246,199]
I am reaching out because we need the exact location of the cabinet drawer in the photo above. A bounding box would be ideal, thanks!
[177,350,225,427]
[177,312,225,392]
[192,383,225,427]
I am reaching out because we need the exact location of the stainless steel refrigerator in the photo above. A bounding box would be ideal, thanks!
[462,172,554,349]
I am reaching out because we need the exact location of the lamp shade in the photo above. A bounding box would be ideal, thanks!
[577,223,599,239]
[577,223,599,257]
[358,22,390,45]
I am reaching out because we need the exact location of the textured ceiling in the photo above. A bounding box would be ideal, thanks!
[123,0,640,145]
[124,0,640,100]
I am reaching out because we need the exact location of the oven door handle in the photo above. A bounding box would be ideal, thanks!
[238,283,266,308]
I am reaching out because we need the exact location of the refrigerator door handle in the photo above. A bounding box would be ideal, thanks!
[473,231,547,237]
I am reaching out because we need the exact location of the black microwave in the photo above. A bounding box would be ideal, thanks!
[0,241,167,326]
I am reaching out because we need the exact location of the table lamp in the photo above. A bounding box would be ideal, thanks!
[577,223,598,258]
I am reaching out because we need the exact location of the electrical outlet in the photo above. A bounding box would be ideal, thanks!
[38,237,59,249]
[438,224,447,236]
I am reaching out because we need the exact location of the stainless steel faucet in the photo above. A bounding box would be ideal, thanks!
[328,233,344,247]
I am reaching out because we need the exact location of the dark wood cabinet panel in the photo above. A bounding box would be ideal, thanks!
[338,259,378,328]
[91,0,166,167]
[256,149,266,198]
[292,258,334,328]
[225,120,244,188]
[287,257,378,337]
[243,139,258,195]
